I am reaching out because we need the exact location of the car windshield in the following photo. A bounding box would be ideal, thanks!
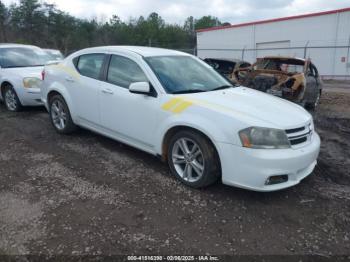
[0,47,51,68]
[145,56,233,94]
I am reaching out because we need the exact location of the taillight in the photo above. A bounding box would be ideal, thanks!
[41,70,45,80]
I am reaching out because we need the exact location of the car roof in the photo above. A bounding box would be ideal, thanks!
[0,43,41,49]
[77,46,191,57]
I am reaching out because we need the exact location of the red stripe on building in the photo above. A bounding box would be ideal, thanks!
[196,7,350,33]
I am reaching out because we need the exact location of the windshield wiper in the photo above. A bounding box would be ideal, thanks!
[211,85,233,91]
[172,89,207,94]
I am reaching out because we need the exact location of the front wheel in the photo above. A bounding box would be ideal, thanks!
[49,95,77,134]
[167,130,220,188]
[306,90,321,110]
[3,85,22,112]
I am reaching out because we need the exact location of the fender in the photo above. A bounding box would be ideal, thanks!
[46,81,78,123]
[154,112,233,155]
[0,79,15,100]
[0,77,25,104]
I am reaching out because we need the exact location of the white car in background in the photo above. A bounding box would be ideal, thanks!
[41,46,320,192]
[44,48,64,61]
[0,44,51,111]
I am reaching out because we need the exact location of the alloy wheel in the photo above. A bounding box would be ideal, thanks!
[5,89,18,111]
[51,100,67,130]
[171,138,205,183]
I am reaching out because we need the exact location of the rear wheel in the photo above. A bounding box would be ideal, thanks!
[167,130,220,188]
[3,85,22,112]
[49,95,77,134]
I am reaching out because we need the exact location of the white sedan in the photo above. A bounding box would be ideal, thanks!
[0,44,50,111]
[41,46,320,192]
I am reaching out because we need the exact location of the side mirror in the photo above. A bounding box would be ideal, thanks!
[129,82,151,95]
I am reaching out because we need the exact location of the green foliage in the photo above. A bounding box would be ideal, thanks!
[0,0,9,41]
[195,15,221,30]
[0,0,222,54]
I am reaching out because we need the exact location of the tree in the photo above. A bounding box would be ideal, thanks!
[184,16,195,33]
[195,15,221,30]
[0,0,8,41]
[0,1,227,54]
[10,0,46,44]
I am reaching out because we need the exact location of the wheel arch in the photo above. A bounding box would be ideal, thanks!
[47,90,63,104]
[161,125,221,172]
[46,86,76,121]
[0,81,13,97]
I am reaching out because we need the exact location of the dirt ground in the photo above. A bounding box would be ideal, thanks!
[0,81,349,257]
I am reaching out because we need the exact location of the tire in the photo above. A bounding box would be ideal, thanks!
[304,89,321,110]
[49,94,77,134]
[167,130,220,188]
[306,90,321,110]
[3,85,22,112]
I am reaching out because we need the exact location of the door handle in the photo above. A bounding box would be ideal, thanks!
[102,89,114,95]
[65,76,75,82]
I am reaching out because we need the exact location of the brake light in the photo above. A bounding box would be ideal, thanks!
[41,70,45,80]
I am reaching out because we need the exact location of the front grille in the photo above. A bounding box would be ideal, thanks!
[286,124,312,146]
[285,126,305,134]
[290,136,307,145]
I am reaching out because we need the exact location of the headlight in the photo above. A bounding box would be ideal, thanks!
[239,127,291,149]
[23,77,42,88]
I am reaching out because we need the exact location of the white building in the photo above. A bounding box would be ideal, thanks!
[197,7,350,78]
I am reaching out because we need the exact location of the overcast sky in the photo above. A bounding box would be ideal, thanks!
[2,0,350,24]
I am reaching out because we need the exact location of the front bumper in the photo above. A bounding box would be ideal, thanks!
[217,132,321,192]
[17,87,43,106]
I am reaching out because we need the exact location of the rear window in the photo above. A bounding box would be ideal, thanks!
[76,54,105,79]
[0,47,51,68]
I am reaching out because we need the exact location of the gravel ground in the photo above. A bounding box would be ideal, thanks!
[0,82,349,257]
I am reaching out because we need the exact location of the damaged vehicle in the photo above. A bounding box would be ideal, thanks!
[204,58,251,78]
[231,56,322,109]
[41,46,320,192]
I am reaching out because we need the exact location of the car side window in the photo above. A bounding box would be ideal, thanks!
[107,55,148,88]
[307,65,314,77]
[76,53,105,79]
[310,63,318,77]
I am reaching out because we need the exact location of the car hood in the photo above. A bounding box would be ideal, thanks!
[182,86,312,129]
[3,66,44,79]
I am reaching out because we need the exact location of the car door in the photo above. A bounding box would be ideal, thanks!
[99,54,159,151]
[304,62,318,103]
[70,53,106,125]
